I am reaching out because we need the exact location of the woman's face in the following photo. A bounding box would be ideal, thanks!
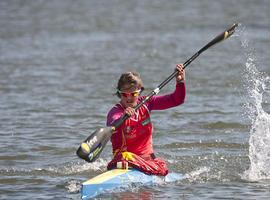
[119,85,141,108]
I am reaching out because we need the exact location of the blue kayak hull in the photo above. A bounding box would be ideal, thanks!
[81,169,183,199]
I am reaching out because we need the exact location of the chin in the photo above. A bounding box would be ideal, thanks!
[126,103,136,108]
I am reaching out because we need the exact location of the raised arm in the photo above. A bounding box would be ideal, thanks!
[147,82,186,111]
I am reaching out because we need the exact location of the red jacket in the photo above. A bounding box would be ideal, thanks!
[106,82,186,175]
[109,103,153,157]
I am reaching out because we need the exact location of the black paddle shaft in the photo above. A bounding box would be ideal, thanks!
[77,23,238,162]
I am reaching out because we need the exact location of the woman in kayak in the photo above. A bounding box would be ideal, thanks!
[106,64,186,176]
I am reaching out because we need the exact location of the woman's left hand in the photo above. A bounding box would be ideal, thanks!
[175,64,185,82]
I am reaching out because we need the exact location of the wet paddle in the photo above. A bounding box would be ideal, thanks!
[76,23,239,162]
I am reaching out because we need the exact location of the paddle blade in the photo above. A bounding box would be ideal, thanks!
[183,23,239,69]
[199,23,238,54]
[76,127,114,162]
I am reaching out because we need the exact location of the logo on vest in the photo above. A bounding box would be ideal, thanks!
[124,126,136,139]
[124,126,133,133]
[142,118,151,126]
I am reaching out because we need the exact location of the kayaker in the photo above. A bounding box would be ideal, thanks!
[106,64,186,176]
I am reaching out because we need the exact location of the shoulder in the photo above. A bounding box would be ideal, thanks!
[107,103,124,126]
[107,103,124,117]
[138,95,154,110]
[138,96,151,104]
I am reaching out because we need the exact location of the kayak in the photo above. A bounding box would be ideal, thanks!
[81,168,184,199]
[81,169,184,199]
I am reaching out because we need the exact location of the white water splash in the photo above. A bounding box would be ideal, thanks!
[240,26,270,181]
[46,158,109,175]
[66,179,82,193]
[0,158,108,176]
[185,166,210,182]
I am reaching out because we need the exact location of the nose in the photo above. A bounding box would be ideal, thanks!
[126,95,133,100]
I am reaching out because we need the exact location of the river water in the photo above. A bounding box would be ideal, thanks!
[1,0,270,199]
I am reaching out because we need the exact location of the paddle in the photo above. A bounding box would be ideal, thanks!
[76,23,239,162]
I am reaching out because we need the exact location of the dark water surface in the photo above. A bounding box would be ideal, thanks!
[1,0,270,199]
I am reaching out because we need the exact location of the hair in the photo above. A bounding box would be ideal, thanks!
[116,71,144,98]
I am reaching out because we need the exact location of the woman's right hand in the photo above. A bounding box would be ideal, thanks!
[125,107,136,116]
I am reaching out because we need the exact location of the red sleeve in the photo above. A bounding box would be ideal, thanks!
[147,82,186,111]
